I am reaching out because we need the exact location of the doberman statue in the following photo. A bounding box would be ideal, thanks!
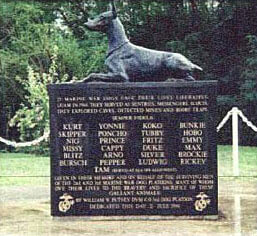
[82,2,202,83]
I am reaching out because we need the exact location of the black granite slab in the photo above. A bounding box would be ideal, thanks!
[48,81,218,218]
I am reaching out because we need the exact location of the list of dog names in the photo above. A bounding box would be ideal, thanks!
[96,122,127,172]
[51,87,216,216]
[58,123,87,167]
[178,121,208,165]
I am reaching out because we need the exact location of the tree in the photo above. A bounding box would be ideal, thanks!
[0,1,105,149]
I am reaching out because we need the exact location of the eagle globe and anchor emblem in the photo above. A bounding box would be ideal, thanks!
[194,192,211,212]
[58,193,75,213]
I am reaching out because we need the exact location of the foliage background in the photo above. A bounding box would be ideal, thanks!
[0,0,257,154]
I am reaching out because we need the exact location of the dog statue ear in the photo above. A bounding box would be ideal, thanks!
[109,1,117,18]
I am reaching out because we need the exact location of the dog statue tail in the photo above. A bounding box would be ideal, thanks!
[192,63,203,72]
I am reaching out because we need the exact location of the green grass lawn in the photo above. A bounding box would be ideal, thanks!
[0,153,50,186]
[0,145,256,186]
[218,145,257,177]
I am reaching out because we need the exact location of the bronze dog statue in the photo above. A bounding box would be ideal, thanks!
[82,2,202,83]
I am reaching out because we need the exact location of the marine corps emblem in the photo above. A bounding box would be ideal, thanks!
[194,192,211,212]
[58,193,75,212]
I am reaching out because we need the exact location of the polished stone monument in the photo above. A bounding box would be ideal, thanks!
[48,81,218,219]
[48,1,218,220]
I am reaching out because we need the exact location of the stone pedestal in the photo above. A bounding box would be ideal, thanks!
[48,81,218,219]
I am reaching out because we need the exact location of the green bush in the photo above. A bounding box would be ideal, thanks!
[9,47,68,155]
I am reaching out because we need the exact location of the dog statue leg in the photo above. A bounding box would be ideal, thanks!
[184,74,196,81]
[81,72,128,83]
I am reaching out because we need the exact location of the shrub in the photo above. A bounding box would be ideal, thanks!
[9,46,68,155]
